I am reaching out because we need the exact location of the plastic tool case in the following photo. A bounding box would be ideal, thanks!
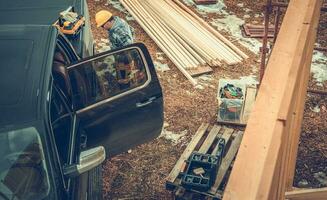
[181,138,225,192]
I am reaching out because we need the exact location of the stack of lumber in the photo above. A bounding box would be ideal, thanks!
[120,0,248,85]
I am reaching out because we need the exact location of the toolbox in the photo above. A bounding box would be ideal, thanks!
[54,6,85,39]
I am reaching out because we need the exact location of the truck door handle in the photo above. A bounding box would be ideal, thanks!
[136,97,156,108]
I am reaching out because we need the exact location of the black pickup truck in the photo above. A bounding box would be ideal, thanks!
[0,0,163,199]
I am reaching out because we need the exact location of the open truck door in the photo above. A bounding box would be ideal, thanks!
[67,43,163,157]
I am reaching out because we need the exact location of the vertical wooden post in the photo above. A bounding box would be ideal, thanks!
[223,0,323,199]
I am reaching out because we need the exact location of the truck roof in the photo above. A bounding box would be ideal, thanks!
[0,25,57,128]
[0,0,76,25]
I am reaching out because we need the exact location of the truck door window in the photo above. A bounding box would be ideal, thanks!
[50,86,72,165]
[68,48,148,109]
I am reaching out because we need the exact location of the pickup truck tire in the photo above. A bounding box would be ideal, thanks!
[88,165,103,200]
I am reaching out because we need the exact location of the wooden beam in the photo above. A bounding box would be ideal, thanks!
[208,132,243,195]
[285,188,327,200]
[223,0,323,199]
[198,125,221,154]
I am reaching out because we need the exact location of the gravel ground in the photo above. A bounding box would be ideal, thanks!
[86,0,327,198]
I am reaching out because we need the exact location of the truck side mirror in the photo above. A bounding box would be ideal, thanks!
[63,146,105,178]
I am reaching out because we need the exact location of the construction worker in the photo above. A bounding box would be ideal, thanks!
[95,10,134,50]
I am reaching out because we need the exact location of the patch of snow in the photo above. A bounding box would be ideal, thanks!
[107,0,126,13]
[160,129,187,145]
[211,16,262,54]
[186,91,194,96]
[197,74,214,82]
[314,172,327,186]
[311,105,321,113]
[163,121,169,128]
[251,65,259,73]
[96,38,111,53]
[237,3,244,8]
[156,52,165,61]
[97,45,111,53]
[126,15,135,21]
[154,61,170,72]
[244,8,252,13]
[183,0,262,54]
[182,0,227,15]
[238,75,259,86]
[298,179,309,188]
[100,38,109,43]
[311,50,327,85]
[195,84,205,90]
[254,14,261,18]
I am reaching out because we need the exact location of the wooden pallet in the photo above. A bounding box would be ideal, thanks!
[241,24,275,38]
[166,123,243,200]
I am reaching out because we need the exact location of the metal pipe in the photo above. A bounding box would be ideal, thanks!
[273,6,281,44]
[259,0,272,86]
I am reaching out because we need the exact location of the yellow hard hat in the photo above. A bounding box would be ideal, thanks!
[95,10,113,28]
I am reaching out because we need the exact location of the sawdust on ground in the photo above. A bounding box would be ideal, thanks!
[87,0,327,198]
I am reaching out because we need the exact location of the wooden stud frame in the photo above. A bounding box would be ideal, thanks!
[223,0,323,199]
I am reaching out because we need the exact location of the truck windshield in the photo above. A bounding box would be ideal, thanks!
[0,127,50,200]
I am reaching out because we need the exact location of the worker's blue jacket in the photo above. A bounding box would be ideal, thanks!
[108,16,134,49]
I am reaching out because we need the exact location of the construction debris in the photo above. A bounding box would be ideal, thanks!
[241,24,275,38]
[194,0,218,5]
[120,0,248,85]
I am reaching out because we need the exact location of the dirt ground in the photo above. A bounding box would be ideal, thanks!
[86,0,327,199]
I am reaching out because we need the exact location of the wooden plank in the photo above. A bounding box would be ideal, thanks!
[166,123,209,184]
[198,125,221,154]
[241,86,257,124]
[208,132,244,195]
[222,0,323,199]
[187,66,213,77]
[171,0,248,60]
[141,1,202,69]
[163,0,241,65]
[220,128,234,144]
[285,188,327,200]
[212,128,234,155]
[278,0,322,193]
[155,0,237,65]
[242,24,275,38]
[121,0,198,85]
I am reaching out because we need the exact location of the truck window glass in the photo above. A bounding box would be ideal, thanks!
[69,48,148,109]
[0,127,50,200]
[50,86,72,165]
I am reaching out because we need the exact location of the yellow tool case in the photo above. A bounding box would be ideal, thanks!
[54,7,85,38]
